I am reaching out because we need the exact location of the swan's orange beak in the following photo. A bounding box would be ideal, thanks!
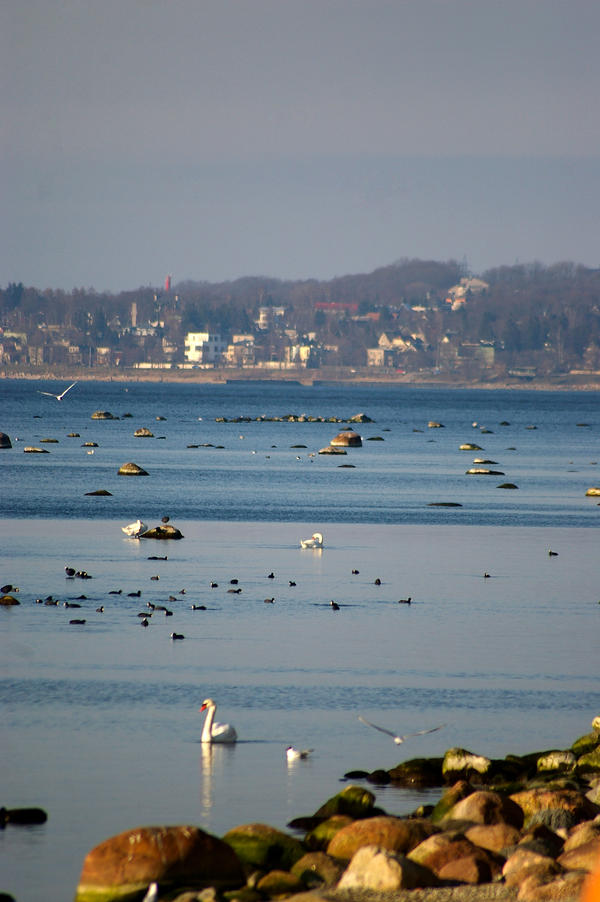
[199,703,207,711]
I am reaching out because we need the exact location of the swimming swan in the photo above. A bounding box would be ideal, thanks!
[300,532,323,549]
[199,698,237,743]
[122,519,147,538]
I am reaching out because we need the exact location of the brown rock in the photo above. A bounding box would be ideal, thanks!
[304,815,353,850]
[290,852,343,888]
[557,835,600,872]
[336,845,440,892]
[466,822,522,853]
[517,871,587,902]
[408,832,501,880]
[502,847,562,886]
[437,853,493,885]
[431,780,473,822]
[0,594,20,606]
[255,870,305,897]
[326,816,436,861]
[562,820,600,853]
[510,789,599,831]
[442,790,525,830]
[118,461,149,476]
[75,825,244,900]
[330,430,362,447]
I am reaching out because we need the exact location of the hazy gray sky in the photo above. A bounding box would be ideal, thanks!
[3,0,599,290]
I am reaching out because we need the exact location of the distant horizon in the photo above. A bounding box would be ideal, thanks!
[4,250,598,296]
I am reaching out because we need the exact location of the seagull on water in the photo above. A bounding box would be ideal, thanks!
[286,746,313,761]
[358,715,446,745]
[37,381,78,401]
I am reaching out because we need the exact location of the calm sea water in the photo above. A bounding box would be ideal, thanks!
[1,379,600,902]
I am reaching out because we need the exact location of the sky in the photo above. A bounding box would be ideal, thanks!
[2,0,600,292]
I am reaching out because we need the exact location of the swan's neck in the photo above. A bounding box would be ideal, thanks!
[201,706,215,742]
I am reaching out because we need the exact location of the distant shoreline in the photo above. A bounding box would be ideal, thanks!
[3,365,600,391]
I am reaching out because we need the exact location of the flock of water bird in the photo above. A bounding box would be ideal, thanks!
[26,380,457,759]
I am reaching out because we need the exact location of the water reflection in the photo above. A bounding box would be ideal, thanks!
[198,742,236,819]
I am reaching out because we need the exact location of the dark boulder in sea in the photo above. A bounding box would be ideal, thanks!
[0,432,12,448]
[140,524,184,540]
[0,594,20,606]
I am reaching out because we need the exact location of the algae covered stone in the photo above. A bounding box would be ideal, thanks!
[223,823,304,871]
[313,784,376,819]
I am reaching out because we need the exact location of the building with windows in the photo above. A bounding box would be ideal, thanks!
[184,332,228,364]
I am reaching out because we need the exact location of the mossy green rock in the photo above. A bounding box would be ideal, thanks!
[572,732,600,756]
[223,823,305,871]
[290,851,343,888]
[576,746,600,773]
[255,869,305,897]
[313,784,376,819]
[442,748,492,780]
[304,815,353,850]
[388,757,444,787]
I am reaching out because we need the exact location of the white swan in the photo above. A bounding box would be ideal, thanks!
[300,532,323,549]
[121,519,147,538]
[199,698,237,744]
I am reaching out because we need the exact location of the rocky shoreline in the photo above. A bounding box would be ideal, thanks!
[65,721,600,902]
[4,365,600,391]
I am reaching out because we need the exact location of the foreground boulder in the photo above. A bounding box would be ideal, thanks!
[337,845,440,891]
[75,825,244,901]
[326,815,436,861]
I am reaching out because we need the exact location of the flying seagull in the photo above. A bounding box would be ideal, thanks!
[37,381,78,401]
[358,715,446,745]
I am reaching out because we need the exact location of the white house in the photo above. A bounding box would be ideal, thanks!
[184,332,228,364]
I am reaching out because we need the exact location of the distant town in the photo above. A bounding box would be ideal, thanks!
[2,258,600,384]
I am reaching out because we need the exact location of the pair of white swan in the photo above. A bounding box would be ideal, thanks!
[300,532,323,549]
